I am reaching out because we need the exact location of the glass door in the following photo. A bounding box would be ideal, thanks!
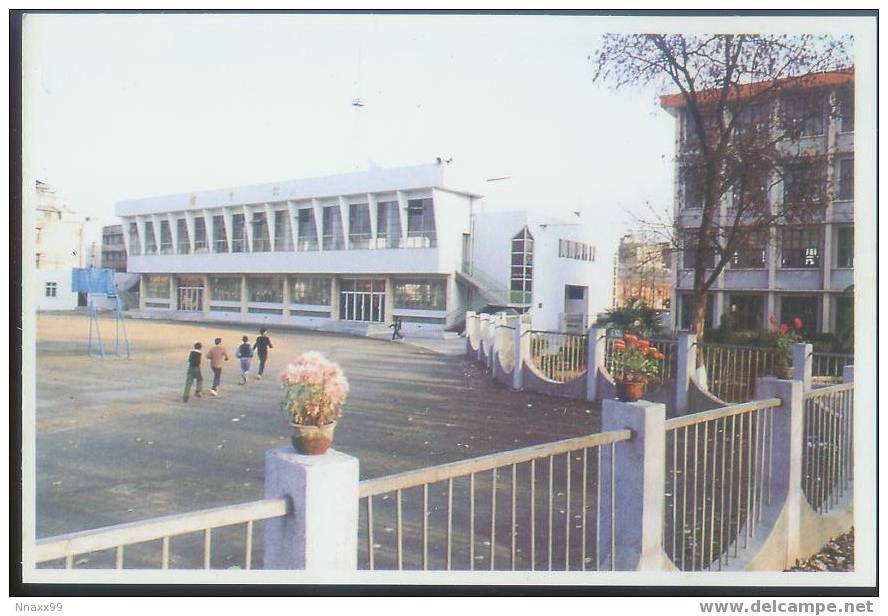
[339,279,385,322]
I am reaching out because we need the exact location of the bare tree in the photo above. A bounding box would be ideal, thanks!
[594,34,852,339]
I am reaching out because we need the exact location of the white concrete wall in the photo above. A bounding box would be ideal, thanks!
[431,188,473,272]
[34,269,78,311]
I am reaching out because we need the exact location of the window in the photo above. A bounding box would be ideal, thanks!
[210,276,241,301]
[559,239,595,261]
[376,201,401,248]
[213,215,228,252]
[837,157,854,201]
[681,229,706,270]
[734,102,770,138]
[782,160,825,204]
[297,208,318,251]
[682,165,704,209]
[838,87,854,133]
[393,279,446,310]
[322,206,344,250]
[251,212,271,251]
[348,203,371,249]
[779,227,822,268]
[231,214,247,252]
[193,217,208,252]
[835,226,853,268]
[726,294,765,331]
[730,170,769,212]
[45,282,57,297]
[678,293,714,330]
[783,94,825,137]
[779,295,819,335]
[729,230,767,269]
[145,275,170,298]
[143,221,157,255]
[159,220,173,254]
[176,219,190,254]
[835,295,853,340]
[406,198,436,247]
[289,277,331,305]
[247,277,283,303]
[128,222,141,256]
[510,227,533,304]
[274,210,292,251]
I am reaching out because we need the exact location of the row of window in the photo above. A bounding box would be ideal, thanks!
[558,239,595,261]
[143,275,447,310]
[681,156,853,210]
[127,199,436,256]
[682,225,853,270]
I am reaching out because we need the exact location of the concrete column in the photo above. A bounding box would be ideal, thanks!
[597,399,667,570]
[240,275,248,315]
[338,196,350,251]
[222,208,233,253]
[384,277,394,324]
[167,213,179,255]
[367,193,378,246]
[842,364,854,383]
[203,209,215,253]
[265,203,276,252]
[511,320,524,391]
[169,275,177,309]
[585,327,607,402]
[242,205,254,253]
[675,332,697,413]
[263,447,359,570]
[766,292,776,329]
[396,191,409,247]
[712,291,725,329]
[330,277,340,321]
[282,276,290,319]
[792,342,813,392]
[753,377,804,569]
[138,273,146,310]
[202,274,210,317]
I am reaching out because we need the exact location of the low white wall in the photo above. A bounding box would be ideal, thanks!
[34,269,78,311]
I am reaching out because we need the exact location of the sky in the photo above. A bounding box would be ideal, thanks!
[23,14,681,251]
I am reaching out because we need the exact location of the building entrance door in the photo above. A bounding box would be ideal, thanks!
[177,286,204,312]
[339,279,385,322]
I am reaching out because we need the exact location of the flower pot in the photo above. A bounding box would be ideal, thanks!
[777,365,794,380]
[615,380,646,403]
[290,421,337,455]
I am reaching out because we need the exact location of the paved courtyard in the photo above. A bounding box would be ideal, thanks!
[34,312,602,547]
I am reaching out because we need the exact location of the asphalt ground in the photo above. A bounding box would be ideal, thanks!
[33,313,602,558]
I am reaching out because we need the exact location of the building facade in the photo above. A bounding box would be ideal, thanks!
[34,180,85,310]
[101,224,128,272]
[663,71,854,337]
[116,164,608,337]
[612,233,672,311]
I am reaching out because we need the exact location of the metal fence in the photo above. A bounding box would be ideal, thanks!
[527,330,588,383]
[35,499,287,570]
[802,383,854,514]
[697,343,778,404]
[357,429,632,571]
[663,398,782,571]
[811,353,854,386]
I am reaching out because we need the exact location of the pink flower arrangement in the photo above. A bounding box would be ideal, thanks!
[279,351,349,426]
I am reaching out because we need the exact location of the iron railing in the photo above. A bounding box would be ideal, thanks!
[811,352,854,386]
[802,383,854,514]
[357,429,632,571]
[663,397,782,571]
[528,330,587,382]
[697,343,778,403]
[35,498,288,570]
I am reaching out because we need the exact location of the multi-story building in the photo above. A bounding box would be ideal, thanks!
[662,70,854,337]
[101,224,128,272]
[34,180,85,310]
[612,233,672,311]
[115,163,608,337]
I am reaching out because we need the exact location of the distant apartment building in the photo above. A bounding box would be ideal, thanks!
[612,233,672,311]
[115,164,609,337]
[101,224,128,272]
[662,70,854,336]
[34,180,85,310]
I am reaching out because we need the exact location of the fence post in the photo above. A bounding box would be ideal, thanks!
[585,327,607,401]
[753,377,804,569]
[264,447,359,570]
[598,399,667,570]
[512,319,525,391]
[843,365,854,383]
[479,313,490,365]
[792,343,813,392]
[465,311,476,356]
[675,332,696,413]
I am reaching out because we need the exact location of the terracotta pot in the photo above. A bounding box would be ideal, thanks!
[615,380,646,403]
[777,365,794,379]
[290,421,337,455]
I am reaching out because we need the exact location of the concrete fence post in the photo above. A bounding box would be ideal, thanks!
[597,398,667,570]
[792,343,813,392]
[753,377,804,569]
[264,447,359,570]
[675,332,696,413]
[843,364,854,383]
[511,317,524,391]
[585,327,607,402]
[479,313,490,364]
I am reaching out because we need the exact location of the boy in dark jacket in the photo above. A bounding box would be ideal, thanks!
[235,335,253,385]
[252,327,274,380]
[183,342,203,402]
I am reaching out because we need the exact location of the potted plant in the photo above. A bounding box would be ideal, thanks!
[610,334,664,402]
[770,315,804,379]
[279,351,349,455]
